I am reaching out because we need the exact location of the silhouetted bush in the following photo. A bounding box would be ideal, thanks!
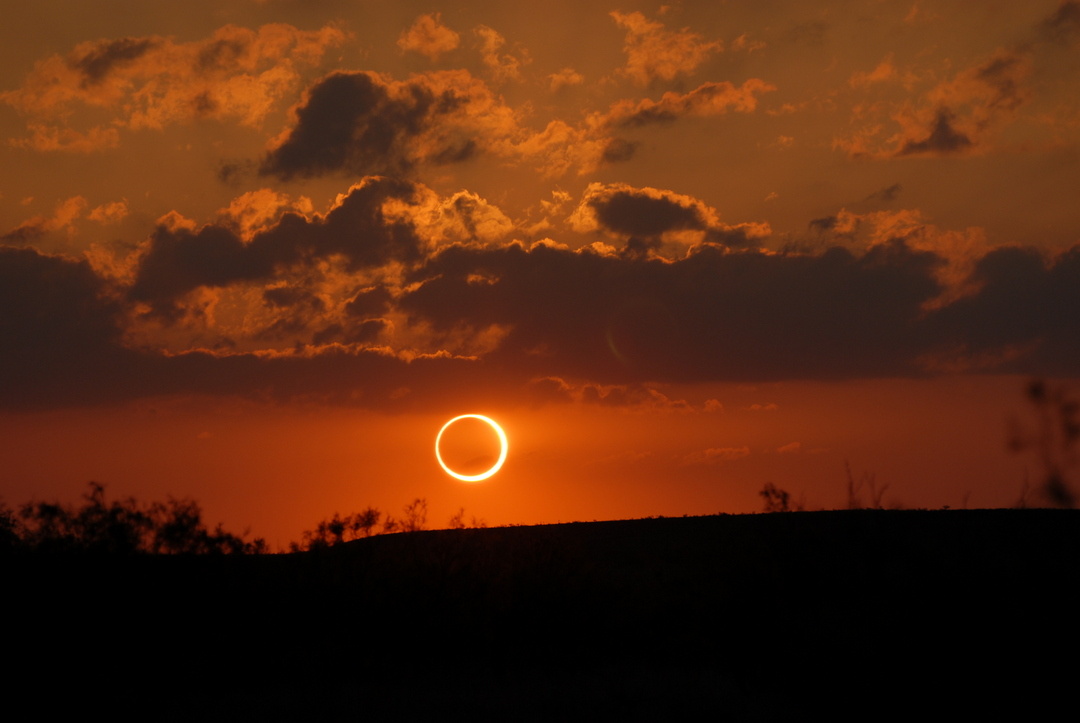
[448,507,486,529]
[759,483,792,512]
[293,498,433,550]
[290,506,382,551]
[0,500,21,551]
[14,481,265,554]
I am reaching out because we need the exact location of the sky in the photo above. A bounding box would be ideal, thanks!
[2,1,1079,547]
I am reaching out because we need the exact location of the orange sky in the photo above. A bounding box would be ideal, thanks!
[2,2,1079,546]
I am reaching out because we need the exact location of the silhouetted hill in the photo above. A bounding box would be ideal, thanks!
[8,509,1079,720]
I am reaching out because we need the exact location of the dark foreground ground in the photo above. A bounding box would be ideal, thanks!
[8,509,1080,720]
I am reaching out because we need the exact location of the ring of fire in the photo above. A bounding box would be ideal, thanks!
[435,414,509,482]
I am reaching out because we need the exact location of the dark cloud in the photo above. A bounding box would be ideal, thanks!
[311,318,388,346]
[925,245,1080,372]
[263,286,323,310]
[344,286,393,318]
[606,80,774,129]
[261,71,486,180]
[809,216,840,233]
[601,138,637,164]
[399,240,947,382]
[591,190,703,237]
[69,37,158,86]
[579,183,765,249]
[863,183,902,203]
[0,222,47,245]
[0,245,512,411]
[1039,1,1080,43]
[0,246,137,408]
[895,109,973,156]
[130,178,421,316]
[7,233,1080,412]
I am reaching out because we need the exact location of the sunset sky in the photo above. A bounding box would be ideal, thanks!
[3,1,1079,546]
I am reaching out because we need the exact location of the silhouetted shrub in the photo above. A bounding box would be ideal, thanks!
[759,483,792,513]
[844,461,890,509]
[448,507,487,529]
[15,481,265,554]
[293,499,431,551]
[0,500,22,551]
[290,507,382,551]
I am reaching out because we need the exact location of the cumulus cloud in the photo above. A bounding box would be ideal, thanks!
[397,13,460,60]
[129,177,423,317]
[259,59,773,180]
[88,200,129,225]
[610,11,722,85]
[548,67,584,92]
[387,187,514,247]
[836,49,1032,158]
[1,24,345,151]
[398,238,950,383]
[474,25,528,83]
[1,196,88,243]
[6,226,1080,409]
[806,206,992,308]
[261,70,517,179]
[569,182,770,254]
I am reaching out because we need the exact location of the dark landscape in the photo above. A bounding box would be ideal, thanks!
[9,508,1079,720]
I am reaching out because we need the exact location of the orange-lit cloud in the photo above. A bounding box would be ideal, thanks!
[604,79,775,128]
[397,13,460,60]
[548,67,585,92]
[836,48,1033,158]
[261,69,518,179]
[569,182,770,254]
[2,24,346,150]
[1,196,88,243]
[610,11,722,85]
[473,25,528,83]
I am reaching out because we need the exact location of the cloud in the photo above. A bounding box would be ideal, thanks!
[1,24,346,150]
[1039,1,1080,44]
[397,13,460,60]
[703,446,751,461]
[1,196,88,243]
[7,228,1080,410]
[474,25,528,83]
[388,187,514,246]
[848,54,897,89]
[260,70,516,179]
[0,246,134,407]
[0,245,520,411]
[836,49,1032,158]
[806,206,993,309]
[548,67,584,92]
[569,182,770,254]
[398,238,949,383]
[88,200,129,225]
[129,177,423,317]
[921,245,1080,374]
[604,79,775,128]
[610,11,722,85]
[863,183,903,204]
[260,62,772,180]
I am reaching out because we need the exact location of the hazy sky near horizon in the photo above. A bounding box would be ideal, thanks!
[2,1,1078,543]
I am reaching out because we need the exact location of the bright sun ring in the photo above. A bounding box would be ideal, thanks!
[435,414,508,482]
